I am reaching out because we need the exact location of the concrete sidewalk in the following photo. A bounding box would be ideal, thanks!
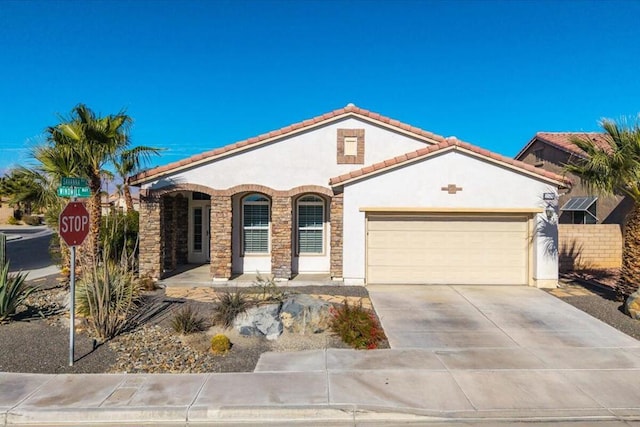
[2,348,640,425]
[2,285,640,425]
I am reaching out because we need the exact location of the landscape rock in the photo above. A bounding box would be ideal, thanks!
[625,290,640,320]
[280,294,332,334]
[234,303,283,340]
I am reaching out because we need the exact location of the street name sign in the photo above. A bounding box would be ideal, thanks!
[57,186,91,198]
[62,177,88,187]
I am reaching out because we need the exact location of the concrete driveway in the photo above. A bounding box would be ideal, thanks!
[369,284,640,374]
[368,284,640,353]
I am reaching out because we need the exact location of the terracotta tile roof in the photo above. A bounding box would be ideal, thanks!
[130,104,447,184]
[515,132,610,160]
[329,137,571,187]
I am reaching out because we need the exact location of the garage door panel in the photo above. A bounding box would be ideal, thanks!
[367,215,528,285]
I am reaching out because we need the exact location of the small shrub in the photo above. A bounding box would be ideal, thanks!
[210,334,232,354]
[22,215,41,226]
[171,305,206,334]
[100,210,139,267]
[0,261,32,321]
[254,272,286,302]
[329,299,386,350]
[139,275,157,291]
[6,216,18,225]
[213,290,250,328]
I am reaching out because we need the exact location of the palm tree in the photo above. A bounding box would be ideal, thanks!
[18,143,85,271]
[115,146,161,211]
[566,117,640,300]
[46,104,132,262]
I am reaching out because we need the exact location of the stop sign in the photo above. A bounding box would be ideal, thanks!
[59,202,90,246]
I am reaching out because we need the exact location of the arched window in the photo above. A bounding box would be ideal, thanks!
[242,194,270,254]
[297,195,324,254]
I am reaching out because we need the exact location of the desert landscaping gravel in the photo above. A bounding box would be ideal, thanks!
[2,272,639,375]
[553,276,640,341]
[0,275,361,374]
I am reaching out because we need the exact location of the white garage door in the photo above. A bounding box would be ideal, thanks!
[366,215,529,285]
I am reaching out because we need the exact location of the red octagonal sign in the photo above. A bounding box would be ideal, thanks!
[59,202,90,246]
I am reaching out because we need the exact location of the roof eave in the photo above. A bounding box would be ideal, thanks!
[130,109,446,186]
[331,144,570,189]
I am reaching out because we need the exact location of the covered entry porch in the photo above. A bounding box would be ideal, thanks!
[157,264,334,287]
[137,184,343,282]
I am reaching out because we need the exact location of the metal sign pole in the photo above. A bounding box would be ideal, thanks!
[59,191,89,368]
[69,244,76,366]
[69,193,78,367]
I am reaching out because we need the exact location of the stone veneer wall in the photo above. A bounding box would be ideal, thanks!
[175,195,189,264]
[162,197,175,270]
[330,192,343,278]
[160,195,189,270]
[559,224,622,270]
[210,195,232,279]
[271,195,292,279]
[139,192,163,279]
[139,183,337,280]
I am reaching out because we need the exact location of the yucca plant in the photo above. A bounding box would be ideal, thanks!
[0,261,32,321]
[171,305,206,334]
[77,255,140,340]
[213,290,250,328]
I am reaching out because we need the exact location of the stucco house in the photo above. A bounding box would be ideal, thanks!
[130,104,568,288]
[515,132,631,225]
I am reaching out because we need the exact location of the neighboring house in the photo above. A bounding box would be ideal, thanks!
[130,104,568,288]
[515,132,627,270]
[515,132,632,225]
[101,192,140,215]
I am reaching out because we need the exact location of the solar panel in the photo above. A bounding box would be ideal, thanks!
[560,196,597,211]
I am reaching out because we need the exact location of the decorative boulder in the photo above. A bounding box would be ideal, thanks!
[234,303,283,340]
[280,294,332,334]
[625,290,640,320]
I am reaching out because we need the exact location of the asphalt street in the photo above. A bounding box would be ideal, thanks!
[2,227,56,272]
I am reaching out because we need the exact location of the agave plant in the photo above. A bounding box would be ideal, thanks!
[77,258,140,340]
[0,261,32,321]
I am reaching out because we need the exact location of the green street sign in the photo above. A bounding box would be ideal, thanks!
[62,177,88,187]
[57,186,91,198]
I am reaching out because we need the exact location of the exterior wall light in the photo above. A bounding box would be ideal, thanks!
[545,204,555,220]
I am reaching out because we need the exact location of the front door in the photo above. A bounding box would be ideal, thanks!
[189,204,210,263]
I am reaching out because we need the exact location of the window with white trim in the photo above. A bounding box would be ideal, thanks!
[297,195,324,254]
[242,194,270,254]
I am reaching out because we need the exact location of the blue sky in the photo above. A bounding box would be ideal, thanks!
[1,0,639,175]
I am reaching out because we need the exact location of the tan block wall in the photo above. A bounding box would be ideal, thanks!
[559,224,622,270]
[0,206,14,224]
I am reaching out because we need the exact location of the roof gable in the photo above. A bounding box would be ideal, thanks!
[329,137,571,188]
[514,132,609,160]
[130,104,447,185]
